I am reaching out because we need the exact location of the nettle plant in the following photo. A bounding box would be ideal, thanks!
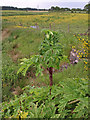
[17,30,67,87]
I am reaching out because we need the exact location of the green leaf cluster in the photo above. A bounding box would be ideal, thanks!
[17,30,67,76]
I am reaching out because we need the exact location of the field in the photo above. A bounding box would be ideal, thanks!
[1,10,89,118]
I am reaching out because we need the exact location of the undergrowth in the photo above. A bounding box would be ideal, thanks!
[0,77,89,118]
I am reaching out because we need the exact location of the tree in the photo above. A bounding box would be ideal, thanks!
[84,3,90,13]
[76,8,82,11]
[64,8,71,11]
[50,6,61,11]
[17,30,67,87]
[50,6,55,11]
[71,8,76,12]
[84,3,90,10]
[55,6,60,11]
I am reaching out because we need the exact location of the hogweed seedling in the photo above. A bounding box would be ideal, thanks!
[17,30,68,91]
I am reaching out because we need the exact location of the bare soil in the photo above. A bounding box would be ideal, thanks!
[2,29,11,40]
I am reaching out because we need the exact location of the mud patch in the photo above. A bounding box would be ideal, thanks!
[2,29,11,40]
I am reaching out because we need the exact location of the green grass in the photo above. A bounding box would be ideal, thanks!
[3,28,82,58]
[2,10,48,16]
[3,28,44,57]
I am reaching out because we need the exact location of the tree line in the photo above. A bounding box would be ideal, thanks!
[49,4,89,13]
[1,6,48,11]
[1,3,90,13]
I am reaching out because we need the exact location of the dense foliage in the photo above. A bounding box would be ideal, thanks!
[1,78,88,118]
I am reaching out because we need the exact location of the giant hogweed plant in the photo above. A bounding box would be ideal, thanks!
[17,30,67,87]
